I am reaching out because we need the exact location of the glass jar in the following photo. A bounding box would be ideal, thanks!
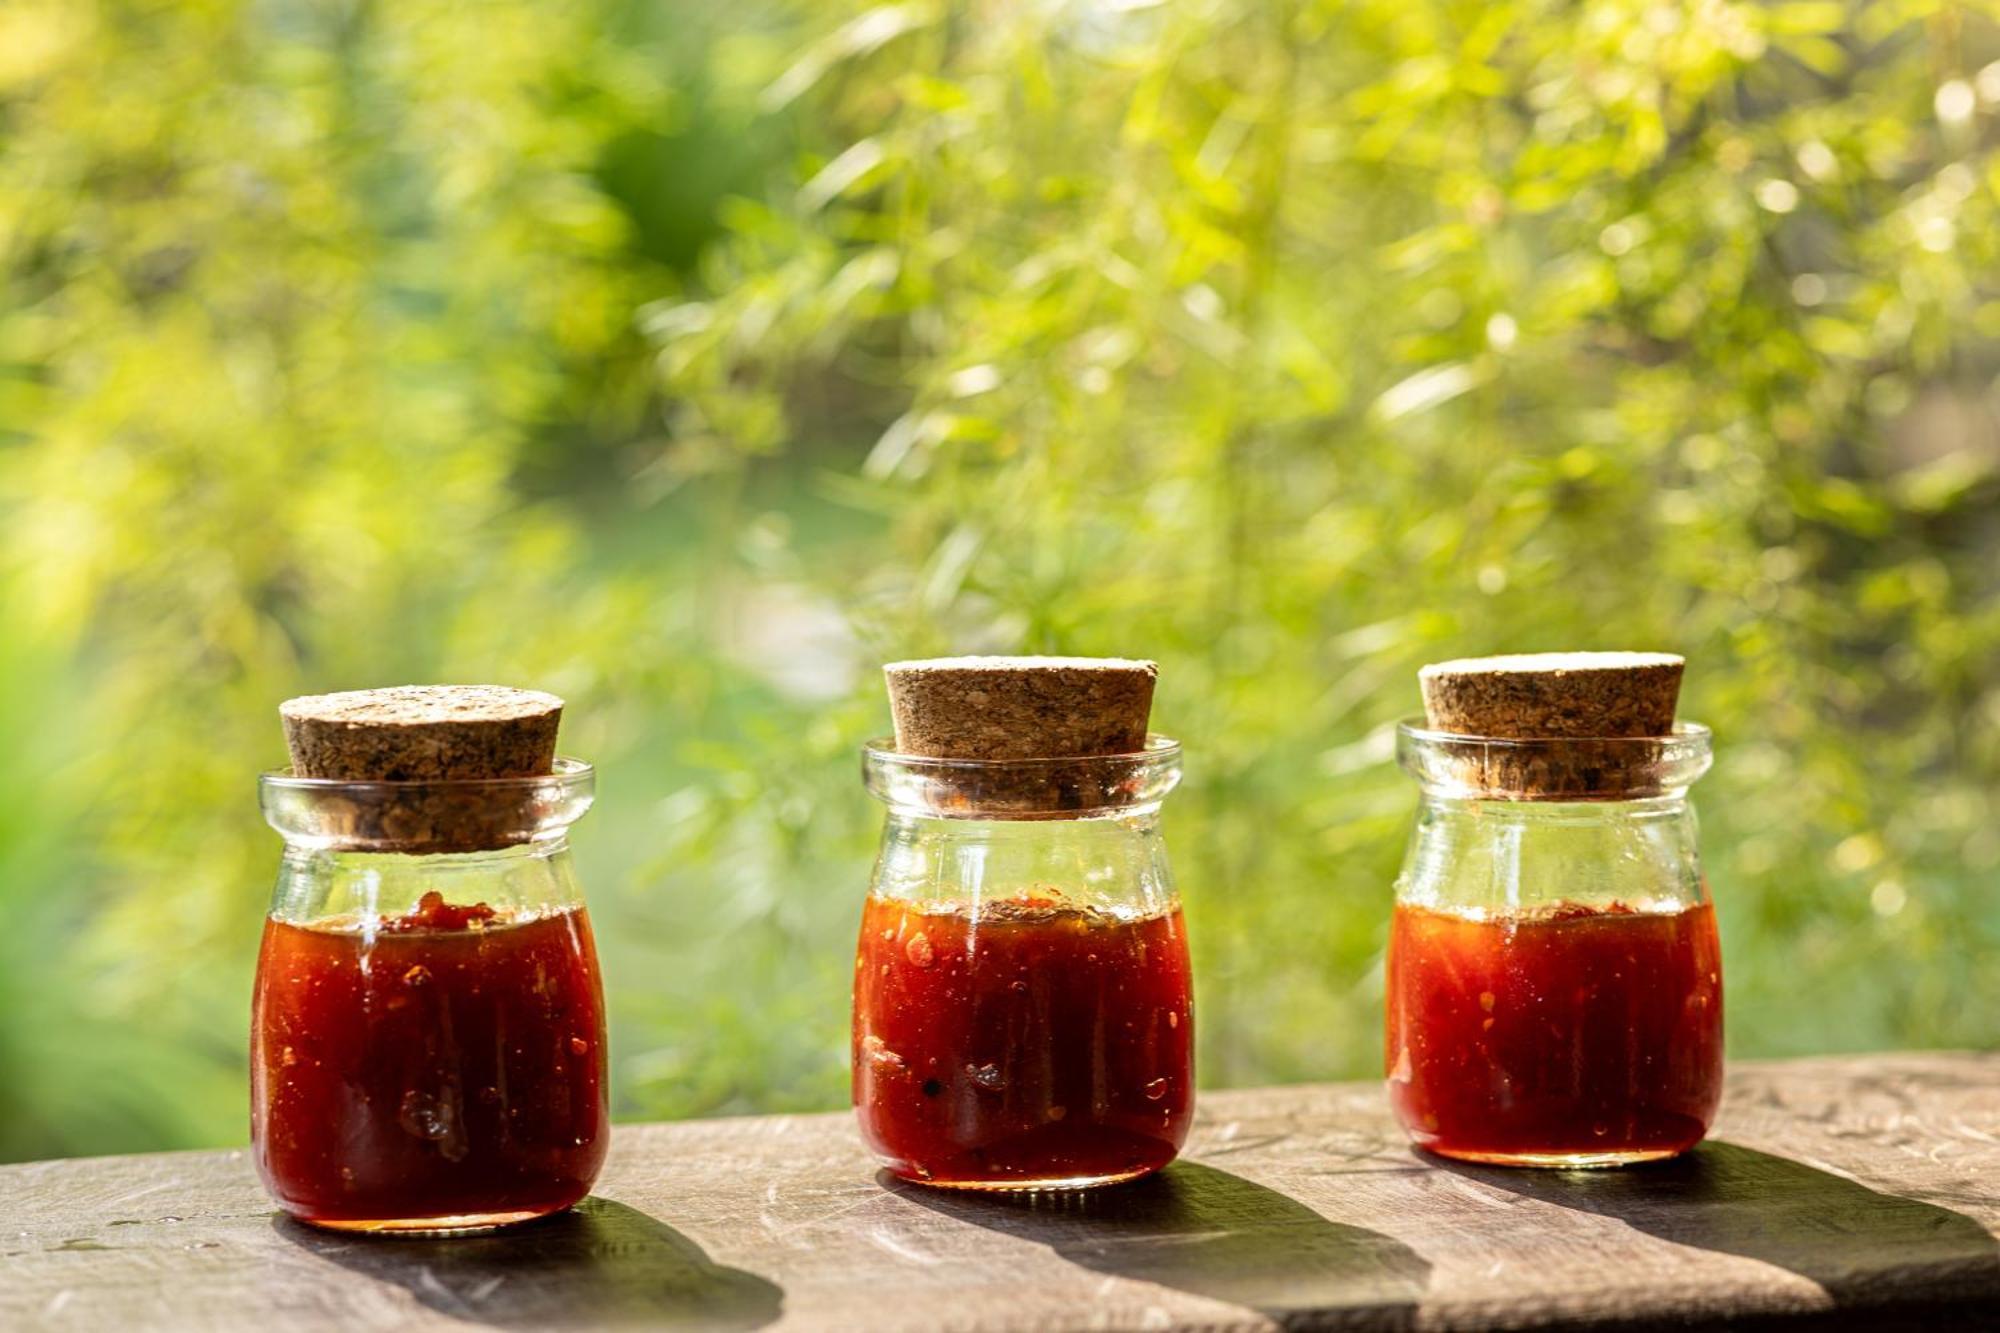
[1385,724,1723,1167]
[852,737,1194,1190]
[251,760,608,1232]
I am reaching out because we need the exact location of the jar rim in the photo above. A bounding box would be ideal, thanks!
[259,755,594,793]
[260,757,595,853]
[861,734,1181,770]
[862,734,1182,818]
[1395,721,1712,749]
[1395,718,1712,801]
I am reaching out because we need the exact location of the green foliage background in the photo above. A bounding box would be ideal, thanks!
[2,0,1997,1161]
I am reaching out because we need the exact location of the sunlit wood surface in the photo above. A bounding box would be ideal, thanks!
[4,1054,1997,1330]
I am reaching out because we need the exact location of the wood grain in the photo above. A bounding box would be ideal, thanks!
[3,1054,1997,1331]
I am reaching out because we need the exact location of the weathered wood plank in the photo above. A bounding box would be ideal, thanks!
[3,1054,1997,1331]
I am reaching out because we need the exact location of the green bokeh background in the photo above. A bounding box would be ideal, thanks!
[3,0,1997,1162]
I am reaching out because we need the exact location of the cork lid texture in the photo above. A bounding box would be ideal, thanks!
[281,685,563,781]
[1416,651,1688,800]
[880,657,1161,816]
[1419,652,1683,739]
[885,657,1157,760]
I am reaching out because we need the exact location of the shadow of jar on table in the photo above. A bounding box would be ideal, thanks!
[885,1161,1431,1328]
[1433,1141,2000,1327]
[276,1197,782,1331]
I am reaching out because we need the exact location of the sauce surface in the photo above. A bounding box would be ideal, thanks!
[1386,899,1723,1162]
[252,891,607,1226]
[853,892,1194,1187]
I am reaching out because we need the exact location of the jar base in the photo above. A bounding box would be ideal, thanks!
[284,1206,567,1236]
[1420,1144,1696,1169]
[888,1167,1161,1192]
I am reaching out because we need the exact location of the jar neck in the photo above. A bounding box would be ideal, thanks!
[872,805,1176,915]
[880,804,1166,840]
[278,834,574,869]
[260,761,594,925]
[269,836,583,925]
[1418,792,1693,821]
[863,736,1182,821]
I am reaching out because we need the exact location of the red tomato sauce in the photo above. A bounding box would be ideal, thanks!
[252,892,608,1227]
[853,893,1194,1188]
[1386,899,1723,1164]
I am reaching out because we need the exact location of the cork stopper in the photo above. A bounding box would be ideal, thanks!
[1420,652,1682,739]
[1417,652,1685,799]
[278,685,564,851]
[882,657,1159,815]
[885,656,1156,760]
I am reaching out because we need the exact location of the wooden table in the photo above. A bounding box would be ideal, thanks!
[4,1053,1998,1331]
